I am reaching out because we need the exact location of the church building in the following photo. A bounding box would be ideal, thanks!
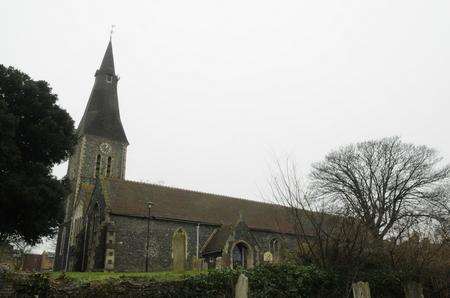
[54,40,308,272]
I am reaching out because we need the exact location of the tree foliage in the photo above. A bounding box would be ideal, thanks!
[311,136,449,239]
[0,65,77,245]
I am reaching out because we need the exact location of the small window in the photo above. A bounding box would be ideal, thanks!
[107,259,113,264]
[95,154,102,178]
[106,75,113,83]
[106,156,112,177]
[109,251,114,256]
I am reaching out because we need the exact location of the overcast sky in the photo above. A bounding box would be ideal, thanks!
[2,1,450,204]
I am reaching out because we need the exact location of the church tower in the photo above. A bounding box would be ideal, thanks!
[55,39,128,270]
[68,39,128,183]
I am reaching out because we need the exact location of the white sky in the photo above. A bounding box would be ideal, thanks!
[2,1,450,251]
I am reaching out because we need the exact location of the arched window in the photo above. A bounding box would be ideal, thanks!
[172,229,187,271]
[95,154,102,178]
[86,203,100,270]
[270,238,281,263]
[106,157,112,177]
[91,204,99,237]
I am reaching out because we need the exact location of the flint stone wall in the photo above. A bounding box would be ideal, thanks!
[109,215,298,272]
[111,215,217,272]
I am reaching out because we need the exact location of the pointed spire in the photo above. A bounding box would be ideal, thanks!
[77,39,128,144]
[98,40,115,75]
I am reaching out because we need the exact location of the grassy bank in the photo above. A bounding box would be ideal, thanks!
[48,270,204,283]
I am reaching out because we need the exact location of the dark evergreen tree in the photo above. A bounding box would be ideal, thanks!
[0,65,77,245]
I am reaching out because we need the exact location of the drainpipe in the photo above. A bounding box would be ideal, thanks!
[196,223,200,259]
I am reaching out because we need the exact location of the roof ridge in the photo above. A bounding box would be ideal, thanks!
[103,177,283,208]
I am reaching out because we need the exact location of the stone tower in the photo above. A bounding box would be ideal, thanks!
[69,39,128,183]
[54,40,128,270]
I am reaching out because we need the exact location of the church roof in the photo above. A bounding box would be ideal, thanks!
[79,183,96,212]
[77,40,128,144]
[99,178,314,235]
[201,225,233,254]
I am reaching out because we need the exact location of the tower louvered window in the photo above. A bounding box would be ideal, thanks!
[95,154,101,178]
[106,156,112,177]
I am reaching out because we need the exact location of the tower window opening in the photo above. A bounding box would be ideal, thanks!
[106,75,113,83]
[106,156,112,177]
[95,154,102,178]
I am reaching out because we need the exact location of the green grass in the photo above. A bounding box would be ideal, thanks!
[49,270,204,284]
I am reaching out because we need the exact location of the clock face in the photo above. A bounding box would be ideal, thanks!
[99,142,112,154]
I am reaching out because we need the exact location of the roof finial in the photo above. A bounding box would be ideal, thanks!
[110,25,115,41]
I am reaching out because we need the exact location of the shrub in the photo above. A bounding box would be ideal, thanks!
[8,264,447,297]
[245,264,339,297]
[182,268,237,297]
[11,272,51,296]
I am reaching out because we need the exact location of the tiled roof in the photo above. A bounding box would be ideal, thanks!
[100,178,307,234]
[79,183,95,212]
[201,225,233,254]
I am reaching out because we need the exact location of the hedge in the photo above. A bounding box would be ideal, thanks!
[3,264,432,297]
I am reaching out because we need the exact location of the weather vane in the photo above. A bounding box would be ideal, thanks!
[110,25,116,40]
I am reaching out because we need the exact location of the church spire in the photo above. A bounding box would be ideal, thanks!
[77,40,128,144]
[98,40,115,75]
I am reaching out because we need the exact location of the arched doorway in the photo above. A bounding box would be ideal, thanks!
[231,241,253,269]
[172,228,187,271]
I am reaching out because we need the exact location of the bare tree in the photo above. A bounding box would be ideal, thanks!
[268,159,372,270]
[310,136,449,240]
[268,138,450,296]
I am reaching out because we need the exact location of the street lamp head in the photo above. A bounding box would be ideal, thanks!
[147,201,154,209]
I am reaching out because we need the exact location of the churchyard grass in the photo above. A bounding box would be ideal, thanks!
[49,270,204,283]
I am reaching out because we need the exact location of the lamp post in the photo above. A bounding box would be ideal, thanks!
[145,201,154,272]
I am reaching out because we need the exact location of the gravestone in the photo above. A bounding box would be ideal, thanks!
[192,257,203,271]
[404,281,424,298]
[235,273,248,298]
[352,281,371,298]
[172,229,186,271]
[263,251,273,263]
[215,257,223,269]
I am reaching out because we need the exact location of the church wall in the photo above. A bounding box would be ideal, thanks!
[250,230,298,262]
[110,215,217,272]
[110,214,299,272]
[54,222,70,271]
